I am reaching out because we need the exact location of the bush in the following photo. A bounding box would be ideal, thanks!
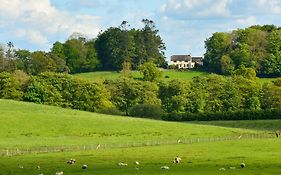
[162,109,281,121]
[129,104,164,119]
[98,107,124,116]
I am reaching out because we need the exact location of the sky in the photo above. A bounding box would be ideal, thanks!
[1,0,281,60]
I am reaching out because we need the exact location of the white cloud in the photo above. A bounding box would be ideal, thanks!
[15,29,49,46]
[236,16,257,26]
[161,0,232,19]
[0,0,101,49]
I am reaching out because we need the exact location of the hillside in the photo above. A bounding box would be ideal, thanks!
[0,100,259,149]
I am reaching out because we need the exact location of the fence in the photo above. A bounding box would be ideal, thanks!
[0,133,275,157]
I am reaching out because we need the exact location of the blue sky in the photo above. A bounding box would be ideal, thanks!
[1,0,281,60]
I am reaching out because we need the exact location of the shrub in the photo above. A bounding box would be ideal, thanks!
[129,104,164,119]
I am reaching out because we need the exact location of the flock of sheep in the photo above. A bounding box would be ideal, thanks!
[18,156,246,175]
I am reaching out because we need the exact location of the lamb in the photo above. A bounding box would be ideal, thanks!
[118,162,128,166]
[173,156,182,164]
[240,163,245,168]
[55,171,63,175]
[135,161,139,165]
[82,165,88,169]
[67,159,76,165]
[160,166,170,170]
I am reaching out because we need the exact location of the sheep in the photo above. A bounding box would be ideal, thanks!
[118,162,128,166]
[219,168,226,171]
[275,131,280,138]
[229,167,236,170]
[173,156,182,164]
[240,163,245,168]
[135,161,139,165]
[160,166,170,170]
[82,165,88,169]
[67,159,76,165]
[55,171,63,175]
[96,144,101,150]
[238,135,242,139]
[37,166,41,170]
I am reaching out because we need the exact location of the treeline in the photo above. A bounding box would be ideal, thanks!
[0,19,166,74]
[0,67,280,121]
[204,24,281,77]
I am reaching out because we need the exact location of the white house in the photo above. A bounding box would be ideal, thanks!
[170,55,195,69]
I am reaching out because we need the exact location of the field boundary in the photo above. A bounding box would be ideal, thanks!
[0,133,275,157]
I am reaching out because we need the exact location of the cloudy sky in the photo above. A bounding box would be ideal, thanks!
[1,0,281,59]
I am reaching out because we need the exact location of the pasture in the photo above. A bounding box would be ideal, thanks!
[74,70,279,84]
[74,70,208,81]
[0,100,280,174]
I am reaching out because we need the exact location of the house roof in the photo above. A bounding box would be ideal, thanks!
[192,57,204,61]
[171,55,192,62]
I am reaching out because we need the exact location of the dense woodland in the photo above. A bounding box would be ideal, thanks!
[204,25,281,77]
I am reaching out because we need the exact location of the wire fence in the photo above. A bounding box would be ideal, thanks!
[0,133,276,157]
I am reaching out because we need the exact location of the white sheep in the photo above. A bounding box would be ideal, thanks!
[55,171,63,175]
[135,161,139,165]
[82,164,88,169]
[173,156,182,164]
[118,162,128,166]
[161,166,170,170]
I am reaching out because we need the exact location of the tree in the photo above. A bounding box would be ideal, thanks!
[30,51,56,74]
[95,27,135,70]
[138,61,162,82]
[204,32,232,74]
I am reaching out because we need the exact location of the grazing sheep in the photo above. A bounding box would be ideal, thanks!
[177,139,181,143]
[38,173,43,175]
[118,162,128,166]
[161,166,170,170]
[96,144,101,150]
[82,165,88,169]
[240,163,245,168]
[238,135,242,139]
[219,168,226,171]
[173,156,182,164]
[135,161,139,165]
[55,171,63,175]
[67,159,76,165]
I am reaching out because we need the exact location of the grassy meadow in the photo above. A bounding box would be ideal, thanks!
[74,70,279,84]
[74,70,209,81]
[0,99,281,175]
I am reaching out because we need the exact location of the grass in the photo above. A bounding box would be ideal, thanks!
[74,70,208,81]
[0,99,257,149]
[1,139,281,175]
[193,120,281,132]
[74,70,279,84]
[1,100,280,174]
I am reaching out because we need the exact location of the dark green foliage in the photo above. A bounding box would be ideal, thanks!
[105,78,160,115]
[62,39,100,73]
[162,109,281,121]
[129,104,163,119]
[204,25,281,77]
[95,20,166,71]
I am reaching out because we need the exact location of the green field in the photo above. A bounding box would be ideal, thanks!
[1,100,281,175]
[74,70,208,81]
[74,70,279,84]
